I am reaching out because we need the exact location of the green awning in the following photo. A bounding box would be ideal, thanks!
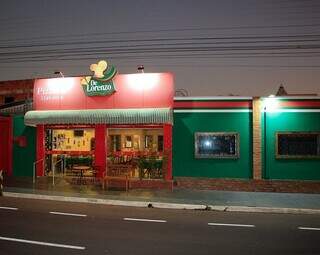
[24,108,172,126]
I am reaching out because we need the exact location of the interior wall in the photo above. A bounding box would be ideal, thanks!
[51,128,95,151]
[108,128,163,153]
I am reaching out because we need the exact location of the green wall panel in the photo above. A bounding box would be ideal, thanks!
[263,112,320,180]
[173,112,252,179]
[13,115,36,177]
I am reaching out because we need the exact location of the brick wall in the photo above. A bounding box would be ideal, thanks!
[0,79,33,105]
[252,97,262,179]
[175,177,320,194]
[130,179,173,190]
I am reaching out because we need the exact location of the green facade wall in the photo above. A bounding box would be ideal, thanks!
[263,111,320,180]
[173,112,252,179]
[13,115,36,177]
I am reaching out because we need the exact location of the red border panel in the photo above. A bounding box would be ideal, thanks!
[34,73,174,110]
[0,117,13,176]
[174,101,252,109]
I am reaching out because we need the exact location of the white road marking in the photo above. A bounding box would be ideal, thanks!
[0,236,85,250]
[124,217,167,223]
[298,227,320,231]
[49,211,87,217]
[208,223,255,228]
[0,206,18,210]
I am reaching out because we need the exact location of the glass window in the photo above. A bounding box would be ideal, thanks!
[125,135,133,148]
[145,135,153,149]
[47,128,95,152]
[276,132,320,159]
[4,96,14,104]
[195,132,239,159]
[157,135,164,152]
[108,128,163,153]
[109,135,121,152]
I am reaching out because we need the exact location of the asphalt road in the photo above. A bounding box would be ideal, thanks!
[0,197,319,255]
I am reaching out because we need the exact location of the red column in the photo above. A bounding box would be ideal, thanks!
[94,124,106,178]
[163,124,172,180]
[36,125,45,176]
[105,126,108,176]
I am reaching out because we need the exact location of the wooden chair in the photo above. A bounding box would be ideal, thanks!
[102,163,134,191]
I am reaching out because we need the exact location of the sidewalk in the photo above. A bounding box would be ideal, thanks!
[2,177,320,215]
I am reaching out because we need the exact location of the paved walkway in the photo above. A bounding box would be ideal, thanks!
[2,177,320,214]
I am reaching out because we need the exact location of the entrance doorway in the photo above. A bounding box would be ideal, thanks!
[44,127,95,178]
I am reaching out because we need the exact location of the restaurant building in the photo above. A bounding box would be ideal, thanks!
[0,61,320,191]
[173,96,320,192]
[23,61,174,188]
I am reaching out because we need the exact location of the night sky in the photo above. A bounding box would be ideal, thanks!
[0,0,319,96]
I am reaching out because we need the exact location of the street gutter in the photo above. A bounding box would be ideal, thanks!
[3,192,320,215]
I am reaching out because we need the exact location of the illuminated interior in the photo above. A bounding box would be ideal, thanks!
[51,129,95,152]
[45,128,95,177]
[44,127,165,180]
[108,128,163,154]
[107,128,164,179]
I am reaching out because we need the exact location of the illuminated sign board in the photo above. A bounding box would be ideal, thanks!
[81,60,117,96]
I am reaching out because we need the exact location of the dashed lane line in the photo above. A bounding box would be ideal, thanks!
[0,236,85,250]
[208,223,255,228]
[298,227,320,231]
[124,217,167,223]
[0,206,18,211]
[49,211,87,217]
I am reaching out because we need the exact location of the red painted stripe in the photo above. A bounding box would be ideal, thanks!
[45,125,94,129]
[109,124,163,129]
[173,101,252,109]
[279,101,320,108]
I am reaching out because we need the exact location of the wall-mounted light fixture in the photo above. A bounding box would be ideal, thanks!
[54,71,64,78]
[137,65,144,73]
[263,94,279,112]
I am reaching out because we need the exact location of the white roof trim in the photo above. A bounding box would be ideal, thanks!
[260,96,320,100]
[174,109,252,113]
[262,109,320,113]
[174,96,253,100]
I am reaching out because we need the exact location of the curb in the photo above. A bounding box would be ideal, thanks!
[3,192,320,215]
[224,206,320,215]
[3,192,148,208]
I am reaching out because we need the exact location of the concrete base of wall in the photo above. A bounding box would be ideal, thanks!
[4,176,173,191]
[130,179,173,190]
[175,177,320,194]
[103,179,173,190]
